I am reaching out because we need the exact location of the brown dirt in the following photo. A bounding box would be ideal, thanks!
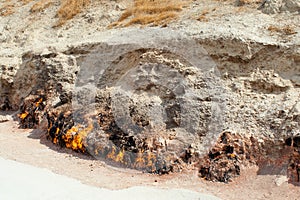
[0,115,299,200]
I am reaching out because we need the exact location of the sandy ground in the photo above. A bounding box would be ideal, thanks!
[0,157,220,200]
[0,115,299,200]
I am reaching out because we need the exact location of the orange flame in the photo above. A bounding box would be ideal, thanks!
[146,151,156,167]
[115,149,125,163]
[18,112,28,120]
[53,128,60,144]
[35,98,43,107]
[18,98,43,121]
[63,126,78,148]
[61,122,93,152]
[72,134,84,150]
[107,146,116,160]
[94,146,103,156]
[135,151,145,168]
[229,153,236,158]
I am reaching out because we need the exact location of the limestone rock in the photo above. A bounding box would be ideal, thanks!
[260,0,300,14]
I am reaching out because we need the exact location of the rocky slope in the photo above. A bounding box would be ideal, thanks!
[0,0,300,184]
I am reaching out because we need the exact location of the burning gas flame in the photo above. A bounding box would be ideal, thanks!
[48,120,93,152]
[107,146,116,160]
[18,97,44,122]
[146,151,156,168]
[18,112,28,120]
[106,147,125,164]
[53,128,60,144]
[45,113,171,172]
[115,149,125,163]
[62,126,79,148]
[57,122,93,152]
[135,150,145,168]
[35,98,43,107]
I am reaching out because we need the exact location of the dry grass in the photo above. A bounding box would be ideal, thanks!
[30,0,90,26]
[267,25,297,35]
[281,25,297,35]
[0,0,33,16]
[236,0,261,6]
[0,0,91,26]
[30,0,53,13]
[239,0,261,3]
[111,0,186,27]
[54,0,90,27]
[196,9,211,22]
[19,0,34,4]
[0,1,14,16]
[2,0,186,27]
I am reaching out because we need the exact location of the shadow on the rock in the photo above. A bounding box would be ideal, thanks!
[256,144,300,187]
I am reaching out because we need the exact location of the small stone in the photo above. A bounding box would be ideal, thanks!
[274,175,288,186]
[0,115,13,122]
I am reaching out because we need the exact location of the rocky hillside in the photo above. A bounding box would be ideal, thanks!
[0,0,300,183]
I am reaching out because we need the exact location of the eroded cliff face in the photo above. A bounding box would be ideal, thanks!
[1,0,300,187]
[0,28,299,183]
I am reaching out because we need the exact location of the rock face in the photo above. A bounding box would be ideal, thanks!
[260,0,300,14]
[1,28,299,183]
[0,51,78,111]
[11,30,227,173]
[0,0,300,178]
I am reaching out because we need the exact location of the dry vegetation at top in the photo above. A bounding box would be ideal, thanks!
[1,0,189,27]
[55,0,90,27]
[1,0,186,27]
[236,0,261,5]
[267,25,297,35]
[196,8,214,22]
[0,0,91,26]
[20,0,34,4]
[0,4,14,16]
[30,0,53,13]
[0,0,15,16]
[110,0,187,27]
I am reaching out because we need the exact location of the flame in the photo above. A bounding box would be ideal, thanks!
[107,146,116,160]
[18,112,28,120]
[94,146,104,156]
[19,98,43,120]
[46,113,174,172]
[52,128,60,144]
[72,122,93,151]
[72,134,84,150]
[35,98,43,107]
[63,126,78,148]
[115,149,125,163]
[229,153,236,158]
[94,148,99,155]
[146,151,156,167]
[135,151,145,168]
[106,147,127,165]
[60,122,93,152]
